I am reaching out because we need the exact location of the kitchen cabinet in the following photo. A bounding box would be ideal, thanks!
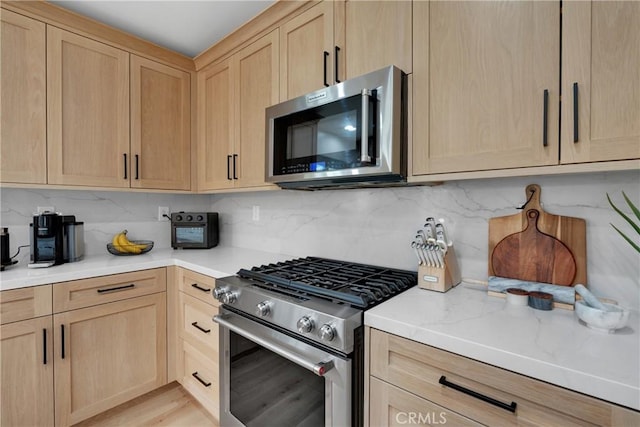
[52,269,167,426]
[412,1,559,176]
[197,30,279,191]
[0,285,54,427]
[47,26,192,190]
[368,328,640,426]
[175,268,220,420]
[280,0,411,101]
[130,55,191,190]
[0,10,47,184]
[561,1,640,163]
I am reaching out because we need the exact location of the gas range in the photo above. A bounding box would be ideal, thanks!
[214,257,416,354]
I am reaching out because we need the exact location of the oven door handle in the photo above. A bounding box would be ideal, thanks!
[214,314,334,376]
[360,89,372,164]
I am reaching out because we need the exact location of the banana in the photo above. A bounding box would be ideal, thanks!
[111,230,147,254]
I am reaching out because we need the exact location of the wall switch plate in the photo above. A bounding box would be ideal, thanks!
[252,205,260,222]
[158,206,170,221]
[37,206,55,214]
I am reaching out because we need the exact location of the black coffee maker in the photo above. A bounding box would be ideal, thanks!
[31,212,65,266]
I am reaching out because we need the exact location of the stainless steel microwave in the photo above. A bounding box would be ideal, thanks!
[266,65,406,190]
[170,212,218,249]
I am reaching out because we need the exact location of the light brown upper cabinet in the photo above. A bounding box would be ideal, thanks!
[131,55,191,190]
[412,1,560,176]
[342,0,412,79]
[0,10,47,184]
[280,0,412,101]
[47,27,130,187]
[47,27,192,190]
[561,1,640,163]
[198,30,279,191]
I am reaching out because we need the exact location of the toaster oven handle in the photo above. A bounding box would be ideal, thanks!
[214,314,334,377]
[360,89,372,163]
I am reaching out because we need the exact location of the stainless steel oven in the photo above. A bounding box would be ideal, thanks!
[213,257,417,427]
[215,308,352,426]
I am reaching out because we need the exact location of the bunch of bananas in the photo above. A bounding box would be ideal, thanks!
[110,230,148,254]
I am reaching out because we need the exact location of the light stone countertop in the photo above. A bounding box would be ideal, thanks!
[365,283,640,411]
[1,248,638,411]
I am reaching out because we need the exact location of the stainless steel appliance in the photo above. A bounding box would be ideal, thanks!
[170,212,219,249]
[62,216,84,263]
[266,65,406,189]
[213,257,416,426]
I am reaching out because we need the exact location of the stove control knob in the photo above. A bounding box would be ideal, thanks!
[213,287,226,301]
[255,301,271,317]
[221,292,237,305]
[319,324,335,342]
[297,316,314,333]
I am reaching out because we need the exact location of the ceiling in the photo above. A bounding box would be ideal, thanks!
[49,1,277,58]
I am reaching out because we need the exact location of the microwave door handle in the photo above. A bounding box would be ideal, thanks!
[360,89,372,163]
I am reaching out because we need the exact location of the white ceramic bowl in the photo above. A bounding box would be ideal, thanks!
[575,300,630,333]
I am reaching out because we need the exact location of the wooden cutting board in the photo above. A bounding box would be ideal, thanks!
[488,184,587,285]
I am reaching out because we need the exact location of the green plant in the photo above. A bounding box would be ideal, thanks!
[607,191,640,253]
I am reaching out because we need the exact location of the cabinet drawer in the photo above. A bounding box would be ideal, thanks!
[181,340,219,419]
[369,377,479,426]
[178,268,219,306]
[370,328,638,426]
[180,292,219,355]
[53,268,166,312]
[0,285,52,324]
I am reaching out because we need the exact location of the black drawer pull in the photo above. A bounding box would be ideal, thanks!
[439,375,517,413]
[43,328,47,365]
[192,372,211,387]
[191,283,211,293]
[572,82,579,143]
[135,154,140,180]
[232,154,238,180]
[97,284,135,293]
[334,45,341,83]
[191,322,211,334]
[542,89,549,147]
[227,155,232,180]
[123,153,128,180]
[60,324,65,359]
[323,51,330,87]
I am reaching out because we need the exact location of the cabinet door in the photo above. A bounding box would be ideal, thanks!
[412,1,559,175]
[47,27,130,187]
[1,317,54,427]
[280,1,334,100]
[343,0,412,79]
[0,10,46,184]
[131,55,191,190]
[197,59,235,191]
[561,1,640,163]
[235,30,280,188]
[54,293,167,426]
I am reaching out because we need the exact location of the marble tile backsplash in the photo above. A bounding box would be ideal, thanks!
[2,170,638,309]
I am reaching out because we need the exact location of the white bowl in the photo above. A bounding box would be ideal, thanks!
[575,300,630,333]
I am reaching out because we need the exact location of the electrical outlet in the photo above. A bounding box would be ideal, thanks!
[158,206,170,221]
[37,206,55,214]
[252,205,260,222]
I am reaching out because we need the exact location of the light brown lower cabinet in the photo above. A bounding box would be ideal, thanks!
[175,267,221,420]
[367,328,640,426]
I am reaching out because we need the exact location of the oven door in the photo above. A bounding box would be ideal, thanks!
[215,308,351,427]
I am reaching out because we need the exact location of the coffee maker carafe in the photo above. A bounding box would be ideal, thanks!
[31,212,65,266]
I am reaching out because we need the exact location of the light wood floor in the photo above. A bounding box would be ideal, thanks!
[74,382,218,427]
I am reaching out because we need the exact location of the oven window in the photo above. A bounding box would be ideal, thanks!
[229,331,325,426]
[175,227,204,244]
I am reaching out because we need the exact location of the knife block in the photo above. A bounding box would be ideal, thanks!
[418,246,461,292]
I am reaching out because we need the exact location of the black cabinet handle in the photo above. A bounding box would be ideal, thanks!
[60,324,65,360]
[43,328,47,365]
[334,46,341,83]
[123,153,128,180]
[191,283,211,293]
[192,372,211,387]
[439,375,517,413]
[233,154,238,180]
[323,51,330,87]
[191,322,211,334]
[135,154,140,180]
[227,155,232,180]
[572,82,579,143]
[97,283,135,293]
[542,89,549,147]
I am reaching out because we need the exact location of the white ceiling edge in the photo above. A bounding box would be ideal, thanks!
[49,1,277,58]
